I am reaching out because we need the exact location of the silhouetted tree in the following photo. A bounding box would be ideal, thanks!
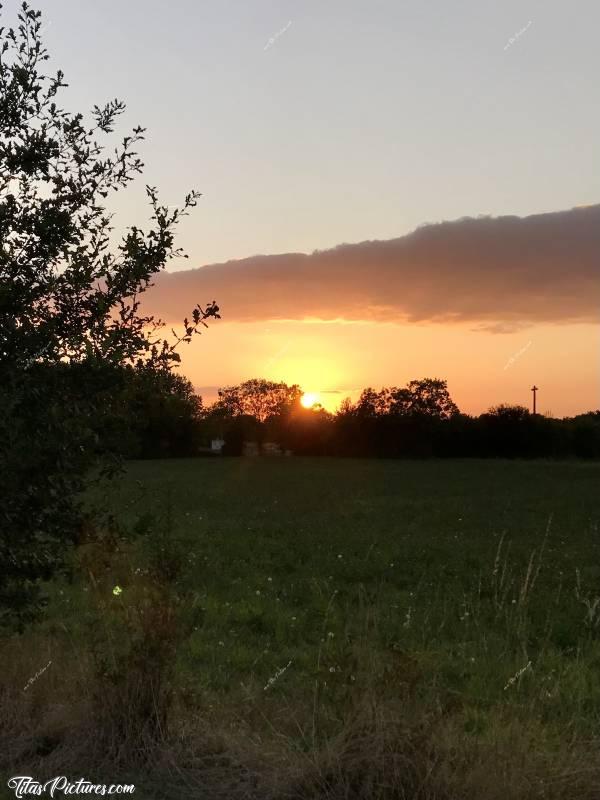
[568,412,600,458]
[337,378,459,456]
[270,403,334,455]
[0,4,218,626]
[352,379,458,421]
[210,379,302,423]
[108,364,205,458]
[400,378,460,419]
[478,405,561,458]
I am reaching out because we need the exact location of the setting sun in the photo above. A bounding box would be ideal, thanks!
[300,392,320,409]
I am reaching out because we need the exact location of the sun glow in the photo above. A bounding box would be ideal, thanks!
[300,392,320,409]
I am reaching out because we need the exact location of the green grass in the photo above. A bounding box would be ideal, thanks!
[6,458,600,797]
[84,458,600,718]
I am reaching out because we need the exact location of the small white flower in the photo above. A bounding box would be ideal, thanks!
[327,631,334,638]
[337,554,343,559]
[218,641,224,647]
[267,577,272,582]
[329,667,335,673]
[256,590,261,595]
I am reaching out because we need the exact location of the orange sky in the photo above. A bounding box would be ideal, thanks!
[144,206,599,418]
[175,319,598,417]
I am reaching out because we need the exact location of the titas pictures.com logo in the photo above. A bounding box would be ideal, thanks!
[6,777,135,798]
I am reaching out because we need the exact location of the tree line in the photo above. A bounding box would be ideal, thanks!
[111,372,600,460]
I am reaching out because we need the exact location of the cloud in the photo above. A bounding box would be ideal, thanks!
[144,205,600,330]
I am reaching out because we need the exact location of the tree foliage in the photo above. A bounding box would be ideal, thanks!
[353,378,459,420]
[209,379,302,423]
[0,4,218,626]
[109,364,205,459]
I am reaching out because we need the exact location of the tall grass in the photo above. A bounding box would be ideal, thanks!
[2,458,600,798]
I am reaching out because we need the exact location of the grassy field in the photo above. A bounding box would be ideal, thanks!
[4,457,600,798]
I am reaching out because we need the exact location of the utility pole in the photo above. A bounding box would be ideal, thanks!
[531,385,538,415]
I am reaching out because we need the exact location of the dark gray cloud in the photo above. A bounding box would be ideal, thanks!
[144,205,600,329]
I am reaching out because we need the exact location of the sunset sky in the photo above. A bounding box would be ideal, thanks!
[24,0,600,414]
